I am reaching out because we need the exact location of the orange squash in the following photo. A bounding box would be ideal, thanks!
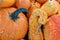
[56,0,60,3]
[16,0,31,9]
[41,0,59,16]
[36,0,47,4]
[58,5,60,14]
[0,8,28,40]
[27,2,40,18]
[30,0,35,2]
[44,14,60,40]
[0,0,15,7]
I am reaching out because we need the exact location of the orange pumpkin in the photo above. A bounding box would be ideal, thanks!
[27,2,41,18]
[58,5,60,14]
[16,0,31,9]
[41,0,60,16]
[44,14,60,40]
[30,0,35,2]
[0,0,15,7]
[36,0,47,4]
[56,0,60,3]
[0,8,28,40]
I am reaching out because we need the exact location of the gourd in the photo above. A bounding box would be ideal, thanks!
[41,0,59,16]
[27,2,40,18]
[29,8,47,40]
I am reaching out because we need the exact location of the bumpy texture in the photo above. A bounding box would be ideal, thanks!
[27,2,40,18]
[41,0,59,16]
[29,9,47,40]
[44,14,60,40]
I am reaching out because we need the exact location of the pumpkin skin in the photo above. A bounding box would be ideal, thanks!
[27,2,40,18]
[0,0,15,7]
[58,5,60,14]
[16,0,31,9]
[41,0,59,16]
[44,14,60,40]
[56,0,60,3]
[36,0,47,4]
[30,0,35,2]
[0,8,28,40]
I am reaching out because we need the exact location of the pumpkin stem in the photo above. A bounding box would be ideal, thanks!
[9,8,28,21]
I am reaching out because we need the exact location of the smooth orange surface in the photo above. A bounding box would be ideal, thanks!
[36,0,47,4]
[0,0,15,7]
[16,0,31,9]
[44,14,60,40]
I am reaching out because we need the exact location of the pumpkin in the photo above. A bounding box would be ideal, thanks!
[56,0,60,3]
[44,14,60,40]
[0,8,28,40]
[29,9,47,40]
[36,0,47,4]
[16,0,31,9]
[27,2,40,18]
[40,0,59,16]
[0,0,15,7]
[58,5,60,14]
[30,0,35,2]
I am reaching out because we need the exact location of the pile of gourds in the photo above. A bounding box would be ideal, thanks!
[0,0,60,40]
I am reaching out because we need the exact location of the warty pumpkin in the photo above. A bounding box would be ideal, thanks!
[44,14,60,40]
[0,0,15,7]
[40,0,60,16]
[29,8,47,40]
[16,0,31,9]
[27,2,40,18]
[0,8,28,40]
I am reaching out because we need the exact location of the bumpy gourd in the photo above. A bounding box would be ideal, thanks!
[41,0,59,16]
[27,2,40,18]
[29,9,47,40]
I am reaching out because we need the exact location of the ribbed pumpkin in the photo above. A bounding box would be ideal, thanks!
[44,14,60,40]
[16,0,31,9]
[0,8,28,40]
[0,0,15,7]
[36,0,47,4]
[27,2,40,18]
[41,0,59,16]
